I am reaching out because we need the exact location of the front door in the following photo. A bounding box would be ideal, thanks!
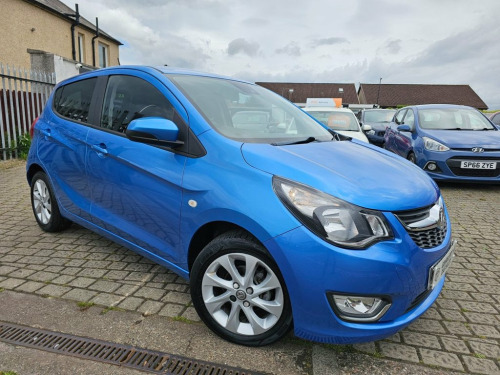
[85,73,188,266]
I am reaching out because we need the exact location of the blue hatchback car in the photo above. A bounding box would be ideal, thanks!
[27,66,455,346]
[384,104,500,183]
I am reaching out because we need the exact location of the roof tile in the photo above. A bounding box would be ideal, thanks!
[256,82,359,104]
[359,84,487,109]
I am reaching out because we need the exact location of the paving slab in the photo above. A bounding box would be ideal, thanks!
[1,159,500,375]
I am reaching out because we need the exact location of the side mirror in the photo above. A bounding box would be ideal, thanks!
[362,124,372,131]
[397,124,413,132]
[126,117,184,147]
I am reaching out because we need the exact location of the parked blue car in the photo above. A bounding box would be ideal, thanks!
[384,104,500,183]
[27,66,455,346]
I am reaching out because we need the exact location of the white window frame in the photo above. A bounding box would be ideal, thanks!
[77,33,85,63]
[98,42,109,68]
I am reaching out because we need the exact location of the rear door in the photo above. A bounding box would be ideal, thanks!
[85,71,189,266]
[37,77,98,221]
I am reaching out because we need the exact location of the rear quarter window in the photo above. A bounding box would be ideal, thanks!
[53,78,97,123]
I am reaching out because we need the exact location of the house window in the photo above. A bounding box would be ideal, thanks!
[77,33,85,63]
[98,42,109,68]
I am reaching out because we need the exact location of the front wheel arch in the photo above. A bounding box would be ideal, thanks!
[406,151,417,164]
[190,230,293,346]
[187,221,271,272]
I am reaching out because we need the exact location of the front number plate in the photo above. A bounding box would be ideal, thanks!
[428,240,456,290]
[460,161,497,169]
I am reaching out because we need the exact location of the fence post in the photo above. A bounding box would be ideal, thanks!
[1,63,13,160]
[7,65,19,158]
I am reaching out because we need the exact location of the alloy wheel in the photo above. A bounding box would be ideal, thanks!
[32,179,52,224]
[201,252,284,336]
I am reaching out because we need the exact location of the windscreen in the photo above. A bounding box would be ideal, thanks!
[306,111,360,131]
[168,74,333,143]
[418,108,495,130]
[363,110,396,123]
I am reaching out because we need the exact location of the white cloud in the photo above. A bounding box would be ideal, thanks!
[63,0,500,108]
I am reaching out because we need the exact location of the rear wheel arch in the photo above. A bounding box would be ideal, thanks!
[27,163,44,185]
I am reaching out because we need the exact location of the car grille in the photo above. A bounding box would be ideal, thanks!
[446,156,500,177]
[394,202,447,249]
[406,222,447,249]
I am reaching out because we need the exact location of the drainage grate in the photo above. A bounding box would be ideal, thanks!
[0,321,264,375]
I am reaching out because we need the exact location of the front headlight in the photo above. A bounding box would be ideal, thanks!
[273,177,393,249]
[423,137,449,152]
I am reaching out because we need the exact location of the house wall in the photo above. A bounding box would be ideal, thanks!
[0,0,119,70]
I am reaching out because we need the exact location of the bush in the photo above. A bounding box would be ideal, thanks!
[16,132,31,160]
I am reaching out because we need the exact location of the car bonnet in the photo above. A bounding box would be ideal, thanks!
[241,140,439,212]
[422,129,500,149]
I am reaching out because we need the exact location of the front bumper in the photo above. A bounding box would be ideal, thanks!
[264,210,453,344]
[366,131,386,146]
[418,150,500,183]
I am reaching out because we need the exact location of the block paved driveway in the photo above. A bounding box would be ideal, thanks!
[1,160,499,374]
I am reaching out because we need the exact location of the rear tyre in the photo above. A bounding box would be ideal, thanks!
[31,171,71,232]
[190,230,293,346]
[407,152,416,164]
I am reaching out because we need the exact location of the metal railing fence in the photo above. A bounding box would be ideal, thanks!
[0,63,55,160]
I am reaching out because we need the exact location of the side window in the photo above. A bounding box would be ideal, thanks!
[100,75,174,133]
[404,109,414,126]
[395,109,406,125]
[53,78,97,123]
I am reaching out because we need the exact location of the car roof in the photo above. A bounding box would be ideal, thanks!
[362,108,396,112]
[407,104,475,110]
[303,107,354,113]
[62,65,252,85]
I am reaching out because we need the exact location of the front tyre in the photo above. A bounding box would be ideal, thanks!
[31,171,71,232]
[407,152,417,164]
[190,231,292,346]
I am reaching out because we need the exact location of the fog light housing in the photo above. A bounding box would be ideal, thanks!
[328,293,391,322]
[424,161,441,173]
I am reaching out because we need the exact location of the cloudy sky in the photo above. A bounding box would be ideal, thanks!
[64,0,500,109]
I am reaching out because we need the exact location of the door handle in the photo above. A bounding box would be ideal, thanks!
[40,129,51,138]
[91,143,109,156]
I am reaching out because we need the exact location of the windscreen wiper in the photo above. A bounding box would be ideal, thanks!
[272,137,316,146]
